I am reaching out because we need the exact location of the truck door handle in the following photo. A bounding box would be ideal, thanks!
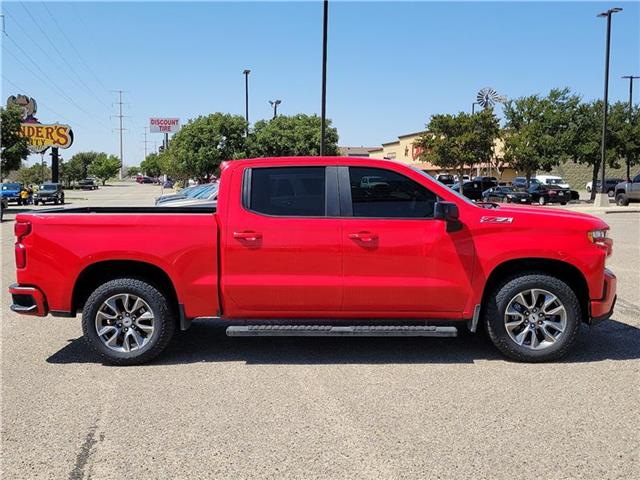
[348,231,378,242]
[233,231,262,241]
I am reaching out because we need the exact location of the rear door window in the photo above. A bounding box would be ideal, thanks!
[248,167,326,216]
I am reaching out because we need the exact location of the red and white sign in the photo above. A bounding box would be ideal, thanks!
[150,117,180,133]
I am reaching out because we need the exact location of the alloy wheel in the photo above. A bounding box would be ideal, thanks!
[94,293,155,353]
[504,288,567,350]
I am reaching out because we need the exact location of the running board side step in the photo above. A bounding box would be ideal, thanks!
[226,325,458,337]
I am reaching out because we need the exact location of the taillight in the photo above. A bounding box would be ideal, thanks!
[588,229,613,257]
[15,220,31,240]
[15,243,26,268]
[14,220,31,269]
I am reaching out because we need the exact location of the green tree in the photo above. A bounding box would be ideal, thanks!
[69,151,102,178]
[609,102,640,181]
[167,113,247,181]
[247,114,339,157]
[89,154,121,185]
[60,155,87,187]
[17,163,51,186]
[503,88,581,185]
[126,165,141,177]
[414,109,500,181]
[140,153,163,178]
[1,105,30,179]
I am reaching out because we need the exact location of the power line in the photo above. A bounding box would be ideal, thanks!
[2,33,110,130]
[40,2,110,96]
[2,74,83,128]
[19,2,110,110]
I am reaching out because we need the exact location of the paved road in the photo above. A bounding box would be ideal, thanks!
[2,183,639,479]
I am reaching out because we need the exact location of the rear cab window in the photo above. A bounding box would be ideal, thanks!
[246,166,326,216]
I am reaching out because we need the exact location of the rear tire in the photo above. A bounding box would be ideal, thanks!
[538,196,546,205]
[616,193,629,206]
[484,273,581,362]
[82,278,176,365]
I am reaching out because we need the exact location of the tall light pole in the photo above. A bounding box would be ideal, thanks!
[320,0,328,156]
[269,100,282,119]
[621,75,639,180]
[596,7,623,203]
[243,69,251,136]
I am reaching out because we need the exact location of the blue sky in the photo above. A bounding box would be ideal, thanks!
[2,1,639,167]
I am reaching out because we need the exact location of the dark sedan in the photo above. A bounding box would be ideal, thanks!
[528,184,570,205]
[482,186,531,204]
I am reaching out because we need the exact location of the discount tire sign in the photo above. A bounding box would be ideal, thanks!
[150,117,180,133]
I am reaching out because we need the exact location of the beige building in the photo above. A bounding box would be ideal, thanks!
[365,131,517,182]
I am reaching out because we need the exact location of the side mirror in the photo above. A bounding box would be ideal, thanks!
[434,201,459,221]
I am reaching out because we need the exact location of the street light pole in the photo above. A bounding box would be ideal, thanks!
[243,69,251,136]
[596,7,623,203]
[320,0,328,156]
[621,75,639,180]
[269,100,282,119]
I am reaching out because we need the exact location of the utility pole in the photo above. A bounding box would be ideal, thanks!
[320,0,328,156]
[621,75,639,180]
[269,100,281,119]
[142,127,151,160]
[111,90,127,179]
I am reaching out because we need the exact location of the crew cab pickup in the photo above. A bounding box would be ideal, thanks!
[10,157,617,365]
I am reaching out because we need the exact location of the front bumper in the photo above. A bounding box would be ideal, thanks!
[9,284,48,316]
[589,269,617,325]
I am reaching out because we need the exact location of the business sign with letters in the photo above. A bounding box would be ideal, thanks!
[150,117,180,133]
[20,123,74,151]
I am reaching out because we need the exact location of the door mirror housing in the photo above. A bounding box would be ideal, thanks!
[434,201,459,221]
[434,201,461,232]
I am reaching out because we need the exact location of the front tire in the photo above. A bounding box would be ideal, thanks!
[616,193,629,206]
[484,273,581,362]
[82,278,176,365]
[538,196,546,206]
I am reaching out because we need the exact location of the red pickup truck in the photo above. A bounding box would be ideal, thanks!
[10,157,616,365]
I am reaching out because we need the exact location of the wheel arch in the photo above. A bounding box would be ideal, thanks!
[482,258,589,324]
[71,260,179,315]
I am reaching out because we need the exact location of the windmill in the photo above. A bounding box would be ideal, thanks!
[476,87,507,110]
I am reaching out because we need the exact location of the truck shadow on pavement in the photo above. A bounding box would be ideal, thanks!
[47,318,640,366]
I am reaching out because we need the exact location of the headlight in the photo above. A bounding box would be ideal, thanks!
[588,229,612,257]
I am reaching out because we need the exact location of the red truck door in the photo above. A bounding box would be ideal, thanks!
[339,166,474,316]
[222,165,343,316]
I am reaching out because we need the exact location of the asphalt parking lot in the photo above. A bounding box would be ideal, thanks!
[1,182,639,479]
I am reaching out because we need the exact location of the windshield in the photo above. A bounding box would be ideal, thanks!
[2,183,21,190]
[40,184,57,190]
[193,183,219,199]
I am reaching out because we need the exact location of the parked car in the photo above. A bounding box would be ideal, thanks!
[162,179,175,189]
[587,178,624,195]
[435,174,455,186]
[613,173,640,206]
[535,175,570,189]
[474,176,498,184]
[452,178,498,200]
[527,184,569,205]
[160,183,219,207]
[155,183,217,205]
[1,182,24,204]
[78,178,98,190]
[9,157,616,365]
[512,177,541,189]
[482,186,531,204]
[33,183,65,205]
